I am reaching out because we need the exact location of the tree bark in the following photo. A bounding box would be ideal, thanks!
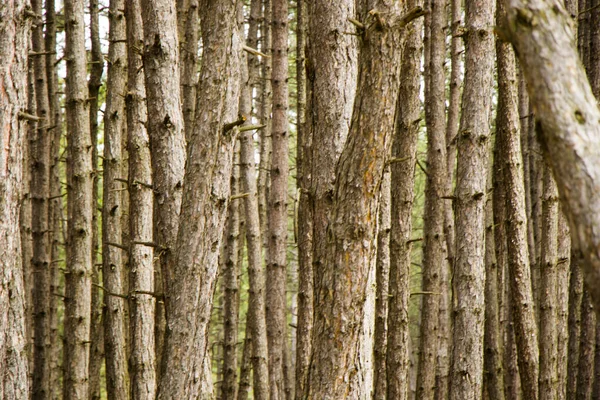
[567,256,584,399]
[63,0,94,395]
[126,0,157,396]
[449,0,495,398]
[0,2,32,396]
[156,0,242,396]
[102,0,130,396]
[180,0,199,141]
[386,6,423,399]
[577,290,596,400]
[417,1,447,398]
[556,209,571,400]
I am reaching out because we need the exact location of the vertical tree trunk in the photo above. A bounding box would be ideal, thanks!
[0,2,32,396]
[30,0,52,395]
[568,257,584,399]
[63,0,94,395]
[157,0,242,396]
[267,0,289,397]
[102,0,129,396]
[417,1,447,398]
[386,6,422,398]
[126,0,157,396]
[180,0,199,141]
[556,210,571,400]
[373,168,391,400]
[449,0,495,398]
[87,0,104,395]
[577,291,596,400]
[308,5,424,399]
[237,315,252,400]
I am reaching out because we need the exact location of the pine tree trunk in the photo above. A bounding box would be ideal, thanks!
[417,1,447,397]
[126,0,157,396]
[63,0,94,395]
[237,314,252,400]
[267,0,289,397]
[102,0,129,396]
[180,0,199,141]
[308,5,424,398]
[577,290,595,400]
[0,2,32,396]
[157,0,242,396]
[449,0,495,397]
[386,6,422,398]
[567,256,584,399]
[556,210,571,400]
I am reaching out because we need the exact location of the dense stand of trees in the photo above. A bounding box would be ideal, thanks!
[5,0,600,398]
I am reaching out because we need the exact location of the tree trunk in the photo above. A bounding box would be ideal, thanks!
[102,0,130,396]
[63,0,94,395]
[417,1,447,397]
[267,0,289,397]
[126,0,157,396]
[180,0,199,141]
[386,6,422,398]
[0,2,32,396]
[308,5,424,399]
[237,313,252,400]
[567,256,584,399]
[556,210,571,400]
[577,291,596,400]
[373,168,391,400]
[449,0,495,398]
[157,0,242,396]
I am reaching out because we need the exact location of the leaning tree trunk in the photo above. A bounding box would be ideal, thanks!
[102,0,129,396]
[449,0,495,398]
[386,5,423,398]
[307,5,424,399]
[126,0,157,396]
[156,0,242,397]
[0,1,32,397]
[63,0,94,395]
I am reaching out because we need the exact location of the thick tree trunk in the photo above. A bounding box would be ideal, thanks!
[386,7,422,399]
[63,0,94,395]
[417,1,447,398]
[449,0,495,398]
[102,0,130,396]
[267,0,289,397]
[0,2,32,397]
[308,4,423,399]
[157,0,242,397]
[126,0,157,396]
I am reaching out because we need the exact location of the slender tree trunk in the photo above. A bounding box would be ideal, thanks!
[180,0,199,141]
[449,0,495,397]
[102,0,129,396]
[157,0,242,396]
[0,2,32,396]
[373,168,391,400]
[577,291,596,400]
[568,256,584,399]
[417,1,447,397]
[237,314,252,400]
[267,0,289,397]
[87,0,104,395]
[126,0,157,396]
[556,210,571,400]
[30,0,52,395]
[63,0,94,395]
[386,6,423,398]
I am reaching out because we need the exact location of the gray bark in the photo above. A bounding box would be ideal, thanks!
[567,256,584,399]
[556,209,571,400]
[577,291,595,400]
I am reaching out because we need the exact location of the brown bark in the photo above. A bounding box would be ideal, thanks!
[63,0,94,395]
[126,0,157,396]
[577,291,596,400]
[417,1,447,397]
[556,210,571,400]
[539,164,559,400]
[266,0,289,397]
[0,2,32,396]
[567,256,584,399]
[237,313,252,400]
[386,7,422,399]
[449,0,495,397]
[102,0,130,396]
[180,0,199,141]
[30,0,52,395]
[157,0,242,396]
[373,168,391,400]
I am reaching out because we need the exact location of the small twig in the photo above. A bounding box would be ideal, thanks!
[115,178,129,185]
[18,111,44,121]
[407,237,423,244]
[243,45,270,58]
[410,291,440,297]
[131,290,162,299]
[106,241,129,251]
[239,124,266,133]
[48,192,67,200]
[230,192,250,201]
[52,292,66,299]
[29,51,57,56]
[387,156,410,165]
[223,115,247,134]
[133,180,153,189]
[93,283,129,299]
[348,18,365,29]
[441,195,457,200]
[398,6,426,29]
[416,159,429,176]
[132,241,162,249]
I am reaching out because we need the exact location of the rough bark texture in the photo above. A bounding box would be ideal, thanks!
[237,313,252,400]
[30,0,51,395]
[267,0,289,397]
[539,164,559,400]
[307,4,421,399]
[417,1,446,397]
[556,209,571,400]
[386,7,422,399]
[373,168,391,400]
[156,0,242,397]
[180,0,199,141]
[577,290,595,400]
[0,1,31,396]
[126,0,157,396]
[505,0,600,314]
[449,0,495,398]
[63,0,94,395]
[567,256,584,399]
[498,10,540,398]
[102,0,130,396]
